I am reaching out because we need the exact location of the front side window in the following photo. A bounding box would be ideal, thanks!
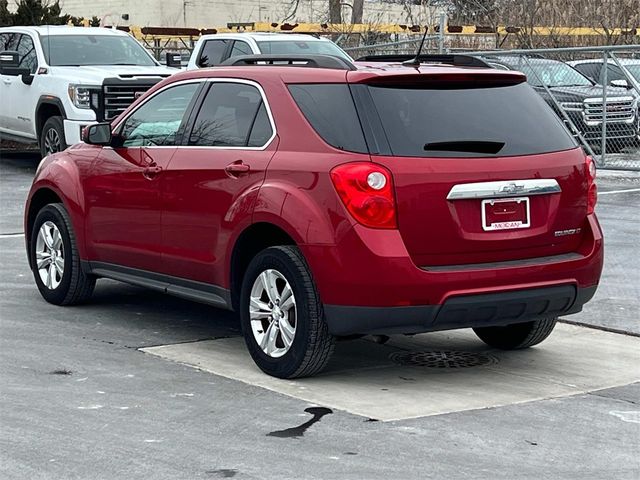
[573,63,601,82]
[605,64,626,82]
[229,41,252,58]
[198,40,229,67]
[624,64,640,82]
[0,32,21,51]
[188,82,272,147]
[17,34,37,74]
[120,83,199,147]
[41,35,156,67]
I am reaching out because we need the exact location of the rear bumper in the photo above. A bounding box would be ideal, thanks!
[302,214,603,335]
[324,284,597,336]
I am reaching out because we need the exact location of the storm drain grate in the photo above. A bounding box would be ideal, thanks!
[389,350,497,369]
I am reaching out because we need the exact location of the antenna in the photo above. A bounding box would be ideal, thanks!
[403,26,428,67]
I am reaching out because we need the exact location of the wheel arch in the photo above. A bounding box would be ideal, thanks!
[35,97,67,139]
[228,222,297,311]
[25,187,63,269]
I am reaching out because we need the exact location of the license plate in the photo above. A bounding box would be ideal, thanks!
[481,197,530,231]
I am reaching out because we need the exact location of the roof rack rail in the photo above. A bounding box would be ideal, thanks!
[356,54,490,68]
[221,54,357,71]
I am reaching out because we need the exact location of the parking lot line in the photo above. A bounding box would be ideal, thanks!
[0,232,25,239]
[141,323,640,422]
[598,188,640,195]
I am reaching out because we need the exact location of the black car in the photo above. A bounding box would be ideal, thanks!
[479,56,639,152]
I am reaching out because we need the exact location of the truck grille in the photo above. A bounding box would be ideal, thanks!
[102,83,157,121]
[584,97,636,124]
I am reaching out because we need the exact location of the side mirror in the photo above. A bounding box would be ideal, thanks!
[0,50,34,85]
[83,123,112,146]
[166,52,182,69]
[610,79,630,89]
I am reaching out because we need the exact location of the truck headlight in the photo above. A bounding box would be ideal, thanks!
[559,101,583,112]
[68,85,96,109]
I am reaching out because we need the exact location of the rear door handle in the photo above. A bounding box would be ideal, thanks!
[224,160,250,178]
[143,164,162,180]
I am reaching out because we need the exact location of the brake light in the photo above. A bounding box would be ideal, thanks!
[585,155,597,215]
[330,162,397,229]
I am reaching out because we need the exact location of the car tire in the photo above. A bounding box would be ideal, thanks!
[40,116,67,158]
[30,203,95,305]
[473,317,557,350]
[240,246,335,379]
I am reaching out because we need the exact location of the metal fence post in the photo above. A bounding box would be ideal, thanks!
[600,50,608,166]
[438,14,446,54]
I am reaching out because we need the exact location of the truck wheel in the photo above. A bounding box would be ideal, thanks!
[473,317,557,350]
[30,203,95,305]
[40,116,67,157]
[240,246,335,379]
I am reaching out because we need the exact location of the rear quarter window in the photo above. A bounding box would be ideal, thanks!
[368,82,577,158]
[288,84,368,153]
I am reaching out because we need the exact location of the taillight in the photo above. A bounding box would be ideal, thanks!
[330,162,397,229]
[585,155,597,215]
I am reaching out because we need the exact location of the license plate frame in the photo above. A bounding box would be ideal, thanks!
[481,197,530,232]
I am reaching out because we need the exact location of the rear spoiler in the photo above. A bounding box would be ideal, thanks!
[356,54,491,68]
[348,71,527,88]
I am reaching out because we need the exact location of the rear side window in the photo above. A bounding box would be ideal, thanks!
[368,83,577,158]
[198,39,229,67]
[288,84,368,153]
[189,82,273,147]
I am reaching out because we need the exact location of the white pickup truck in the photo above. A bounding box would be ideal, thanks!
[0,26,176,157]
[186,32,352,70]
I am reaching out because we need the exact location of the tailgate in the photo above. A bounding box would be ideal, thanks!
[376,148,588,266]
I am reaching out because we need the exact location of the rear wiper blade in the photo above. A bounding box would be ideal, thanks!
[424,140,505,154]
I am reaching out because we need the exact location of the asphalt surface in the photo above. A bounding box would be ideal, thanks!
[1,151,639,480]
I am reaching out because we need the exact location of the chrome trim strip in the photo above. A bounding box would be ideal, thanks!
[446,179,561,201]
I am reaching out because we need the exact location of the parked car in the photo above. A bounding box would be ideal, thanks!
[479,55,639,152]
[185,32,352,70]
[569,58,640,91]
[0,26,176,157]
[25,54,603,378]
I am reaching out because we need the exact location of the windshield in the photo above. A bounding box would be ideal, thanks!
[625,64,640,81]
[515,61,593,87]
[257,40,352,61]
[41,35,157,67]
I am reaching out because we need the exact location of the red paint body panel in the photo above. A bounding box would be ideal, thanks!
[374,148,588,266]
[84,146,175,271]
[160,141,278,287]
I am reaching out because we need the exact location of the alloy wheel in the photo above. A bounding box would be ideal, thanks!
[249,269,297,358]
[35,221,65,290]
[44,128,62,155]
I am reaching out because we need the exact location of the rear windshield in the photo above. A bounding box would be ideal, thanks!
[368,83,577,157]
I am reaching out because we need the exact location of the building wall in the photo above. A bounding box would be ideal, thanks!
[56,0,438,28]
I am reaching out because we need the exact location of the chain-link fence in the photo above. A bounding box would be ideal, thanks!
[466,46,640,170]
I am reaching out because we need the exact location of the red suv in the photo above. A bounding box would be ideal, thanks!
[25,54,603,378]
